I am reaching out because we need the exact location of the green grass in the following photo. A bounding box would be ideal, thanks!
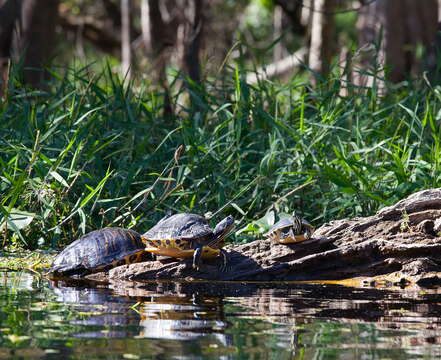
[1,62,441,249]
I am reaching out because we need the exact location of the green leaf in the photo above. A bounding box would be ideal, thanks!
[49,171,69,187]
[0,208,35,246]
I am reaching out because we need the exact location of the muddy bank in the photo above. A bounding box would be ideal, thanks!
[88,189,441,287]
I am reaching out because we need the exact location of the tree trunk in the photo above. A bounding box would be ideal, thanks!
[179,0,203,85]
[141,0,203,114]
[141,0,152,54]
[0,0,21,97]
[18,0,59,88]
[274,0,305,36]
[141,0,176,117]
[121,0,131,79]
[141,0,174,82]
[273,5,284,63]
[308,0,336,85]
[102,0,121,28]
[0,0,59,90]
[356,0,438,85]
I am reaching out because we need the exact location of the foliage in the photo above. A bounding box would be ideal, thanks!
[0,61,440,249]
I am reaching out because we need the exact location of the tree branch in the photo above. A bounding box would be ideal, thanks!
[246,47,307,84]
[58,10,121,55]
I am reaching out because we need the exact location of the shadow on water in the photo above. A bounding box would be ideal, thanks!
[2,271,441,359]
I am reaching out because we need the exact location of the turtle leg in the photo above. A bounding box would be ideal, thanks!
[191,293,202,306]
[268,233,275,242]
[193,246,203,271]
[73,265,90,278]
[288,227,296,241]
[219,249,229,273]
[303,228,311,240]
[269,231,279,243]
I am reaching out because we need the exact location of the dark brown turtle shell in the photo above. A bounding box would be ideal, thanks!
[48,227,150,277]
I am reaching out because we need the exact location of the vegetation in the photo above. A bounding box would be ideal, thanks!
[1,60,440,249]
[0,251,53,271]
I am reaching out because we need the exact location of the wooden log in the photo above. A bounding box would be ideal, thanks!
[86,189,441,288]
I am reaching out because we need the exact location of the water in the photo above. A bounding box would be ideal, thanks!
[1,271,441,359]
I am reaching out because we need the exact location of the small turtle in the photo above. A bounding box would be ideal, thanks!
[142,214,234,271]
[264,213,314,244]
[49,227,152,277]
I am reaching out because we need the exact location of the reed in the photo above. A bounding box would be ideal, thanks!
[0,63,439,248]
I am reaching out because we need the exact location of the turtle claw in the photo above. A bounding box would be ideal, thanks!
[304,228,311,240]
[219,250,229,273]
[192,247,203,271]
[288,227,295,241]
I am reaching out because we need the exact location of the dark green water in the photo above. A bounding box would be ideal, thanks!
[1,271,441,359]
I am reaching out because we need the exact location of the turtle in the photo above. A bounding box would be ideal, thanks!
[142,213,235,271]
[263,213,314,244]
[48,227,152,277]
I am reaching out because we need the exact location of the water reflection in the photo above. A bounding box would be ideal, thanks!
[2,271,441,359]
[139,297,229,340]
[51,285,138,339]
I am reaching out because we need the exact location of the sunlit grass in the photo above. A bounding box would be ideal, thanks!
[1,63,440,248]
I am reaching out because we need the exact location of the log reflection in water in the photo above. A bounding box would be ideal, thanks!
[47,278,441,358]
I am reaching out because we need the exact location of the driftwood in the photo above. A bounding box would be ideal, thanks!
[246,47,307,84]
[87,189,441,288]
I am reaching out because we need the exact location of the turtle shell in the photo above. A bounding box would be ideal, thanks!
[142,213,222,259]
[264,215,314,244]
[271,217,301,231]
[49,227,149,277]
[144,213,213,242]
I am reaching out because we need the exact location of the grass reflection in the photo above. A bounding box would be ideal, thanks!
[2,272,441,359]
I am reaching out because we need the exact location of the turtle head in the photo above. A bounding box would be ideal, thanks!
[290,212,303,233]
[213,215,235,241]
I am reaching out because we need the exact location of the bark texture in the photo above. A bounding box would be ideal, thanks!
[120,0,131,78]
[86,188,441,288]
[0,0,59,90]
[0,0,21,96]
[18,0,59,87]
[178,0,203,85]
[308,0,336,84]
[273,0,305,36]
[355,0,438,85]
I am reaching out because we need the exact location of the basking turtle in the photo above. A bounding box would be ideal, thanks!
[142,214,234,271]
[264,213,314,244]
[49,227,151,277]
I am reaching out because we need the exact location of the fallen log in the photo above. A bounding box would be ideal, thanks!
[87,188,441,287]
